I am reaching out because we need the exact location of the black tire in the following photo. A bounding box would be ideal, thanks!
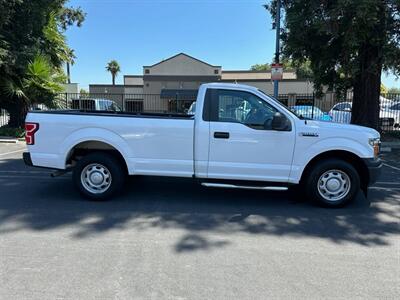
[305,159,360,208]
[72,152,126,201]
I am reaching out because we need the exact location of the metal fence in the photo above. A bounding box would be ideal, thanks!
[50,93,197,114]
[277,92,400,132]
[0,109,9,127]
[2,92,399,132]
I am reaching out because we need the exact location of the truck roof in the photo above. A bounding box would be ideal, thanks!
[202,82,259,92]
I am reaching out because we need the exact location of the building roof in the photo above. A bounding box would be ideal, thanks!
[143,53,221,68]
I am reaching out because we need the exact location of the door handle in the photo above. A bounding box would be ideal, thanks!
[214,132,230,139]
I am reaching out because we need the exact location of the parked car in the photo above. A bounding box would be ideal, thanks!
[383,102,400,129]
[289,105,332,121]
[24,83,382,207]
[71,98,122,112]
[329,101,400,129]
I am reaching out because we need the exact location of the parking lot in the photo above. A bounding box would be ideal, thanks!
[0,142,399,299]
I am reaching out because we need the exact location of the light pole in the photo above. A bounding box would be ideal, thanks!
[274,0,281,98]
[264,1,281,98]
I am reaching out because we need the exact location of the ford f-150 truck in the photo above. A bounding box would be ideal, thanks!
[23,83,382,207]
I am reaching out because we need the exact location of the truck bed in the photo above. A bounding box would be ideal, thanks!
[28,109,194,119]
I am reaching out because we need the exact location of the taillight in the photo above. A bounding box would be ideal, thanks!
[25,123,39,145]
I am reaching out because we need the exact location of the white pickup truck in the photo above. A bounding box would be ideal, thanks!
[24,83,382,207]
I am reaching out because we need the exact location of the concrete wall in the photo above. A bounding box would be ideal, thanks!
[220,80,315,95]
[124,76,144,85]
[143,78,211,94]
[61,83,79,94]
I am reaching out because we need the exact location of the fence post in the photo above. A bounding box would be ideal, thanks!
[65,93,68,109]
[311,92,315,119]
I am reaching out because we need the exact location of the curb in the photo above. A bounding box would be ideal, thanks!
[0,139,18,144]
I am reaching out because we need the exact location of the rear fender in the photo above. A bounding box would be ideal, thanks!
[60,128,133,172]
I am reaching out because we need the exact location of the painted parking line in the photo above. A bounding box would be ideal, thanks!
[0,170,52,174]
[0,175,68,179]
[369,186,400,191]
[374,182,400,186]
[0,149,25,157]
[383,163,400,172]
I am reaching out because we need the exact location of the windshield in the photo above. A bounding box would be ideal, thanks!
[257,89,303,119]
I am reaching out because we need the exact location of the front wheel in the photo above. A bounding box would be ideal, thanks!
[305,159,360,207]
[73,152,126,201]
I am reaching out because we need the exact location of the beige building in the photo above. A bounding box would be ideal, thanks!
[89,53,315,112]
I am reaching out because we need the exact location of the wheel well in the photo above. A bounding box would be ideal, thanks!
[300,150,369,189]
[66,141,128,173]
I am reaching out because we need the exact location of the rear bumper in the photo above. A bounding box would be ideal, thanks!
[363,157,382,185]
[23,152,33,167]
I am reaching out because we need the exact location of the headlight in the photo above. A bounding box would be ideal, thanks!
[369,138,381,157]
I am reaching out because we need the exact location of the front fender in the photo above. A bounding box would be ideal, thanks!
[290,137,372,183]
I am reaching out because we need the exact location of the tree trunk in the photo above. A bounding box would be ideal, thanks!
[351,1,385,130]
[112,73,115,85]
[67,62,71,84]
[351,47,381,130]
[3,98,29,128]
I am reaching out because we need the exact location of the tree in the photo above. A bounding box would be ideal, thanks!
[2,54,65,125]
[388,87,400,94]
[0,0,85,127]
[106,60,121,85]
[266,0,400,129]
[251,63,272,71]
[66,49,75,84]
[250,59,313,80]
[381,84,388,94]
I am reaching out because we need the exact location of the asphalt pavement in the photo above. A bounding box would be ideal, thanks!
[0,143,399,299]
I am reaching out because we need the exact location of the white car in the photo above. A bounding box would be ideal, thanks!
[329,101,400,129]
[24,83,382,207]
[71,98,122,112]
[384,102,400,129]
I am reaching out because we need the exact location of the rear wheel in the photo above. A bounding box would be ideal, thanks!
[73,152,126,200]
[305,159,360,207]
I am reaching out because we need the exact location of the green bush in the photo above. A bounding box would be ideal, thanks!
[0,126,25,138]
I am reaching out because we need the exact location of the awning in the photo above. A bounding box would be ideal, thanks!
[160,89,198,100]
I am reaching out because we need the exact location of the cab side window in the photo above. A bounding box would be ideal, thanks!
[207,89,279,130]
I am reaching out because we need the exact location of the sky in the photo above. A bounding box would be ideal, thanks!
[65,0,399,90]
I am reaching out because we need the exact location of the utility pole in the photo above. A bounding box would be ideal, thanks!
[274,0,281,98]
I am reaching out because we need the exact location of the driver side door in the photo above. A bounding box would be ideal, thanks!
[207,89,295,182]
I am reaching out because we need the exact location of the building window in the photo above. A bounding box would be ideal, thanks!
[214,69,219,74]
[146,83,149,87]
[145,69,150,74]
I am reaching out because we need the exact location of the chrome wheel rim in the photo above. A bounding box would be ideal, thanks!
[81,163,112,194]
[317,169,351,202]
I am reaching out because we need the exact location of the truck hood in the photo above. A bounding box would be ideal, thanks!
[304,120,380,139]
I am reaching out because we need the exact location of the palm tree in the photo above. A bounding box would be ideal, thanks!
[2,54,65,127]
[106,60,121,85]
[66,49,75,84]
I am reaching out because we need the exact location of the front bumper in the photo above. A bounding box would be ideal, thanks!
[362,157,382,185]
[23,152,33,167]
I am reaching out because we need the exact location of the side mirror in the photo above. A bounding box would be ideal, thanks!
[271,112,289,131]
